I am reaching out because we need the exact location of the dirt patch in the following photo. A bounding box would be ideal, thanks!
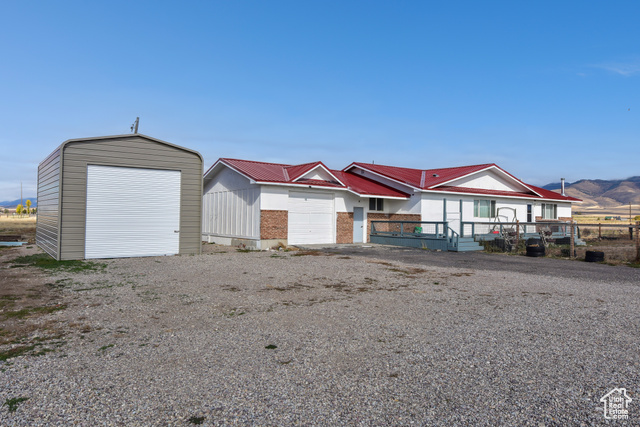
[545,240,639,265]
[0,248,69,360]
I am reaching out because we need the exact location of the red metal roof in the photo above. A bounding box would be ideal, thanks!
[212,158,580,202]
[332,171,410,198]
[222,158,290,182]
[345,162,581,202]
[346,162,495,189]
[285,162,322,181]
[526,184,581,202]
[216,158,409,198]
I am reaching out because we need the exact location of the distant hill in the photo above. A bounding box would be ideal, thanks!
[0,198,37,208]
[543,177,640,208]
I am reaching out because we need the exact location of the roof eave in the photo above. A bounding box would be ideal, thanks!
[204,159,258,184]
[258,181,409,199]
[292,163,345,186]
[430,164,543,197]
[420,188,580,202]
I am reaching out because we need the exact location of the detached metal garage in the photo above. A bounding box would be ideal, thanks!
[37,134,203,260]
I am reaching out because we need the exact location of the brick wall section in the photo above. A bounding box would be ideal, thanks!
[536,215,569,222]
[367,213,421,237]
[368,213,391,234]
[337,212,354,244]
[260,210,288,240]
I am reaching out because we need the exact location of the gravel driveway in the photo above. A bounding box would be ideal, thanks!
[1,244,638,425]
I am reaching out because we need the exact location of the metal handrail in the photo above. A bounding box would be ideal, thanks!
[447,227,459,248]
[460,220,577,240]
[370,220,449,239]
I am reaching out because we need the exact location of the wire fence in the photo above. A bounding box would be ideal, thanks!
[464,220,640,264]
[577,223,637,241]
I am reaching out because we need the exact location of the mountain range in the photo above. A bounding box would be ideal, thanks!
[0,198,37,208]
[543,177,640,209]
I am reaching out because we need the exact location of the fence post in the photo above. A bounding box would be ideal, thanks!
[400,222,404,237]
[515,220,520,251]
[570,220,575,258]
[598,223,602,240]
[636,221,639,263]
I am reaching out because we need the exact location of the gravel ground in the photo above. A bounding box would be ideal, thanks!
[1,244,639,426]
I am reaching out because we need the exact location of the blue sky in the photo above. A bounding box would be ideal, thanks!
[1,1,638,200]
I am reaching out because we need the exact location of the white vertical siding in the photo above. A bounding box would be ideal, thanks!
[202,166,260,239]
[202,188,260,239]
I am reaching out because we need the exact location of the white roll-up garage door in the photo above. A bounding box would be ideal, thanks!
[288,191,334,245]
[85,165,181,259]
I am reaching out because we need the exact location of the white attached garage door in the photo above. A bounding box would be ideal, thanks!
[85,165,181,259]
[288,191,334,245]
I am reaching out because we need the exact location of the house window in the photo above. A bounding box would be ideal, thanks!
[542,203,557,220]
[527,204,532,222]
[473,200,496,218]
[369,198,384,211]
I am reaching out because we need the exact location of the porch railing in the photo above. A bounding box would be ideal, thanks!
[461,221,575,239]
[370,220,459,249]
[371,220,449,238]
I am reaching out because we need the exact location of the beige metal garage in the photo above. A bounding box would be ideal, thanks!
[36,134,203,260]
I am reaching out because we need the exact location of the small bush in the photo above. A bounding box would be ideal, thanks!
[3,397,28,413]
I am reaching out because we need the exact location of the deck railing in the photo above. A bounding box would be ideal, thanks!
[370,220,459,249]
[371,220,448,238]
[461,221,575,239]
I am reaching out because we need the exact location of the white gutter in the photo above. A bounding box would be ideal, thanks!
[432,165,543,198]
[419,188,580,203]
[257,181,409,199]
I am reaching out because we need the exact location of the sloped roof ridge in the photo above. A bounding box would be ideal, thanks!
[284,160,321,170]
[222,157,292,167]
[336,170,410,196]
[351,161,495,173]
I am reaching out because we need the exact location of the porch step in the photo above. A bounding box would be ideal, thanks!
[449,237,483,252]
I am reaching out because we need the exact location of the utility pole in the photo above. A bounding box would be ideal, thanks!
[20,181,23,207]
[130,117,139,134]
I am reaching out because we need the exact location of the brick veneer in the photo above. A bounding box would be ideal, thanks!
[337,212,354,243]
[260,210,288,240]
[367,213,421,236]
[536,215,572,222]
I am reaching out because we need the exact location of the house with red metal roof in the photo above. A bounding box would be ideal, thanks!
[202,158,580,249]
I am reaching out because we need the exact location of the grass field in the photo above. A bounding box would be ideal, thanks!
[0,216,36,243]
[573,203,640,222]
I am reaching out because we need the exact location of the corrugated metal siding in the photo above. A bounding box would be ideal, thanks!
[85,166,181,258]
[203,188,260,238]
[59,135,202,260]
[36,148,61,259]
